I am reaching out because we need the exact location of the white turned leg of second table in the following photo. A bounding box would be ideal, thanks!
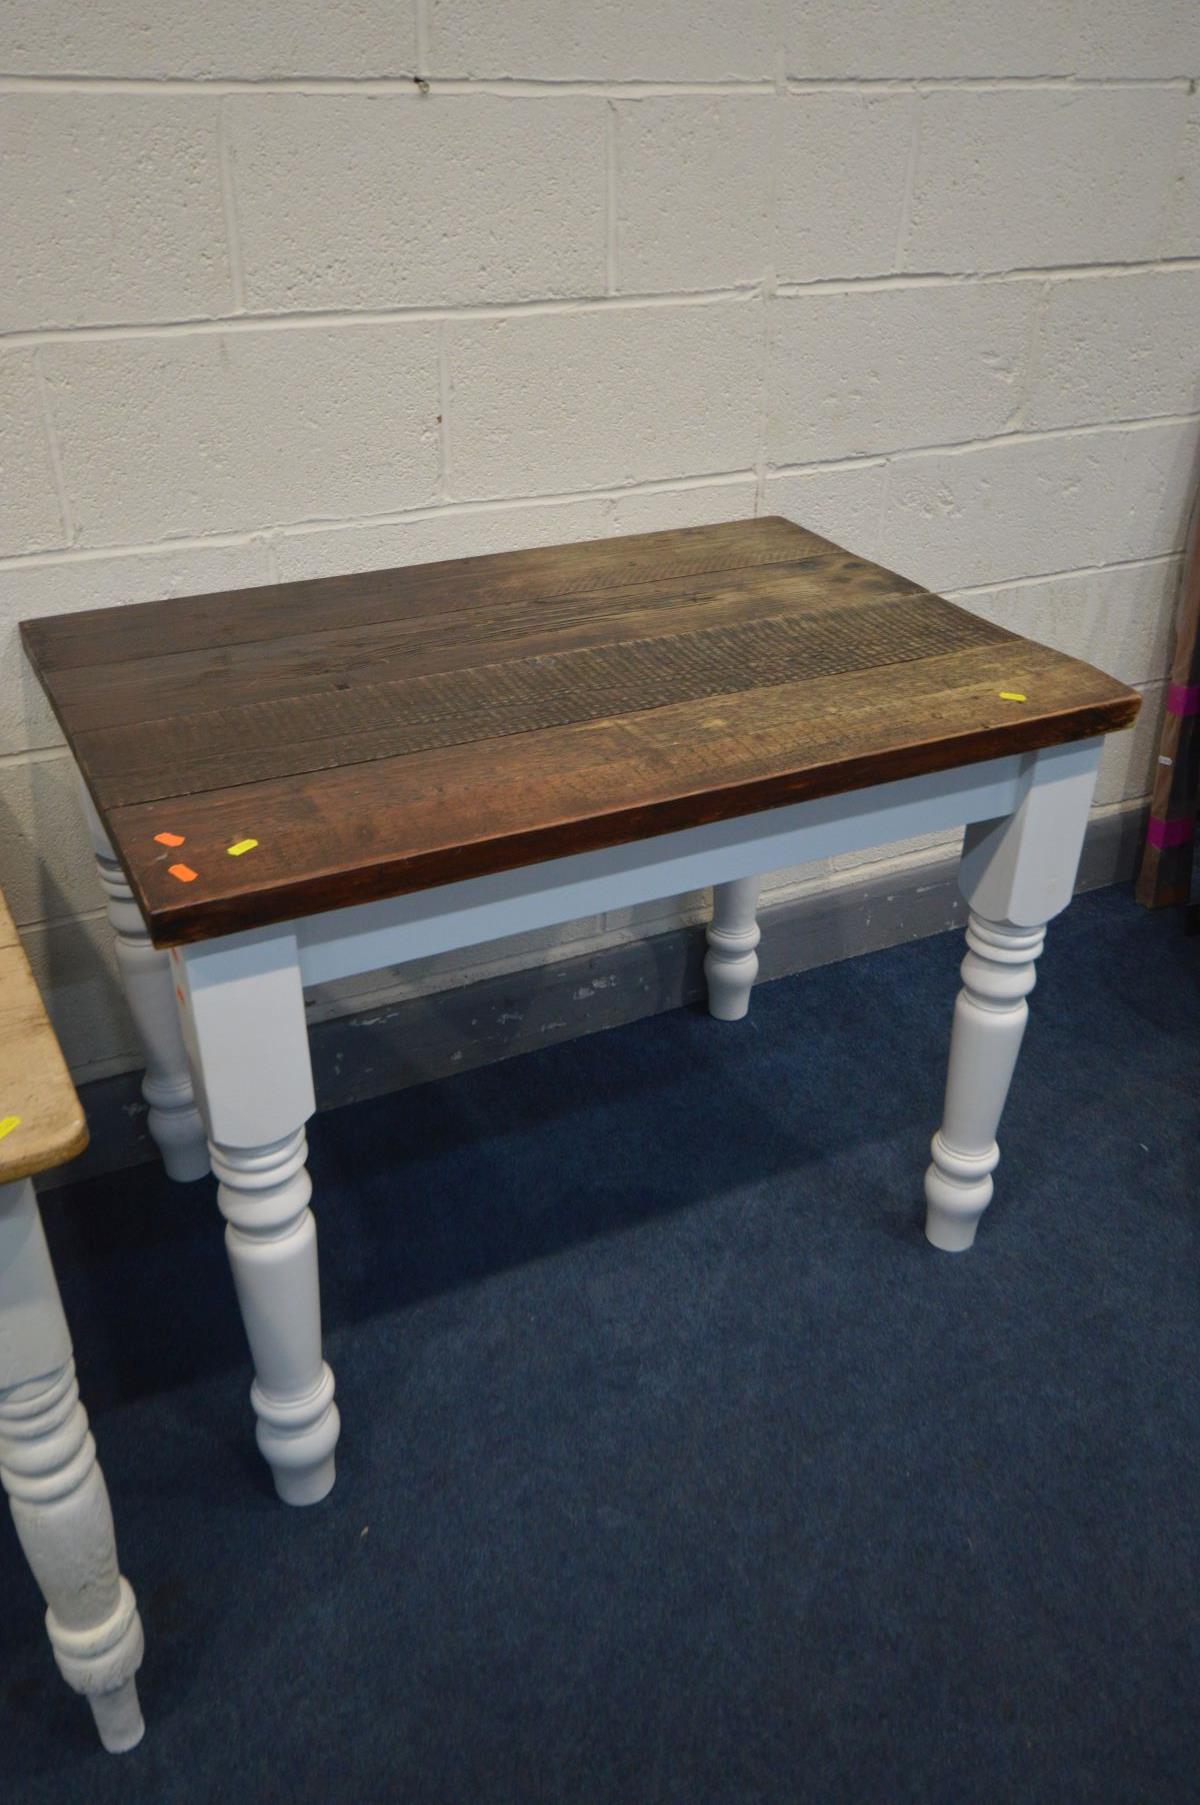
[174,933,340,1505]
[706,876,761,1020]
[0,1178,145,1752]
[924,739,1102,1253]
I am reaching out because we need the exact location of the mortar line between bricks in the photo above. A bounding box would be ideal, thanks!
[765,410,1200,471]
[0,74,1189,96]
[0,471,761,571]
[4,425,1190,566]
[775,257,1200,295]
[7,259,1198,349]
[17,902,109,939]
[0,75,778,97]
[0,286,764,347]
[1161,82,1197,260]
[874,459,894,553]
[4,415,1196,571]
[785,75,1193,94]
[2,533,1179,595]
[436,320,452,501]
[1,500,1187,594]
[755,83,783,516]
[217,100,247,312]
[892,92,922,271]
[0,744,73,772]
[1008,281,1053,433]
[30,350,75,547]
[944,550,1181,599]
[605,103,619,293]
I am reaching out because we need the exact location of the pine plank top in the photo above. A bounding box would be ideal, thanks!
[0,889,88,1182]
[21,517,1139,948]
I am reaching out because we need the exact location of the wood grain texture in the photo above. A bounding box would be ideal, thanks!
[0,890,88,1181]
[20,517,1140,946]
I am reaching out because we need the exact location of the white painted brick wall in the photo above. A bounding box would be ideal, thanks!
[0,354,65,555]
[903,89,1186,274]
[775,94,913,283]
[787,0,1200,80]
[2,1,1197,1080]
[4,2,416,80]
[229,95,608,311]
[947,559,1180,690]
[0,542,274,755]
[614,99,774,292]
[427,2,779,81]
[1167,92,1200,252]
[1025,270,1200,430]
[41,324,442,544]
[1,97,232,331]
[446,299,762,497]
[768,284,1036,462]
[881,421,1198,592]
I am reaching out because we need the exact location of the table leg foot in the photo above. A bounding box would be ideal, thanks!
[270,1445,338,1508]
[705,877,761,1020]
[89,1676,146,1753]
[253,1363,339,1506]
[0,1359,145,1751]
[924,1133,997,1252]
[145,1072,210,1184]
[212,1131,341,1505]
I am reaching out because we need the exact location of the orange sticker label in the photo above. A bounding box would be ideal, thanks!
[168,863,198,884]
[154,831,185,848]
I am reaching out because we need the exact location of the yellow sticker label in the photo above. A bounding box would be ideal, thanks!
[0,1115,21,1141]
[998,691,1027,702]
[227,839,259,857]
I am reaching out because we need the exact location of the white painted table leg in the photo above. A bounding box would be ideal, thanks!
[706,876,761,1020]
[175,932,339,1505]
[77,780,208,1183]
[0,1178,145,1752]
[924,915,1044,1251]
[924,740,1102,1252]
[211,1132,338,1505]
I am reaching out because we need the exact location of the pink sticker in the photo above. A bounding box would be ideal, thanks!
[1166,682,1200,718]
[1146,816,1194,850]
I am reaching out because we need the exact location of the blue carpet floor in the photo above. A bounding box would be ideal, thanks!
[2,884,1198,1804]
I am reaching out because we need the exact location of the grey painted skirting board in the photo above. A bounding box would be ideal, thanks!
[45,804,1147,1191]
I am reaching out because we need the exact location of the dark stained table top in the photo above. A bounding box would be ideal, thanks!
[21,517,1140,947]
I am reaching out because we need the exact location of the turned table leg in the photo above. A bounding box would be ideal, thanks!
[706,877,761,1020]
[0,1178,145,1752]
[924,740,1101,1252]
[174,933,339,1505]
[77,781,208,1183]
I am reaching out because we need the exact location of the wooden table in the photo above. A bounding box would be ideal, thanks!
[0,888,145,1750]
[21,518,1139,1507]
